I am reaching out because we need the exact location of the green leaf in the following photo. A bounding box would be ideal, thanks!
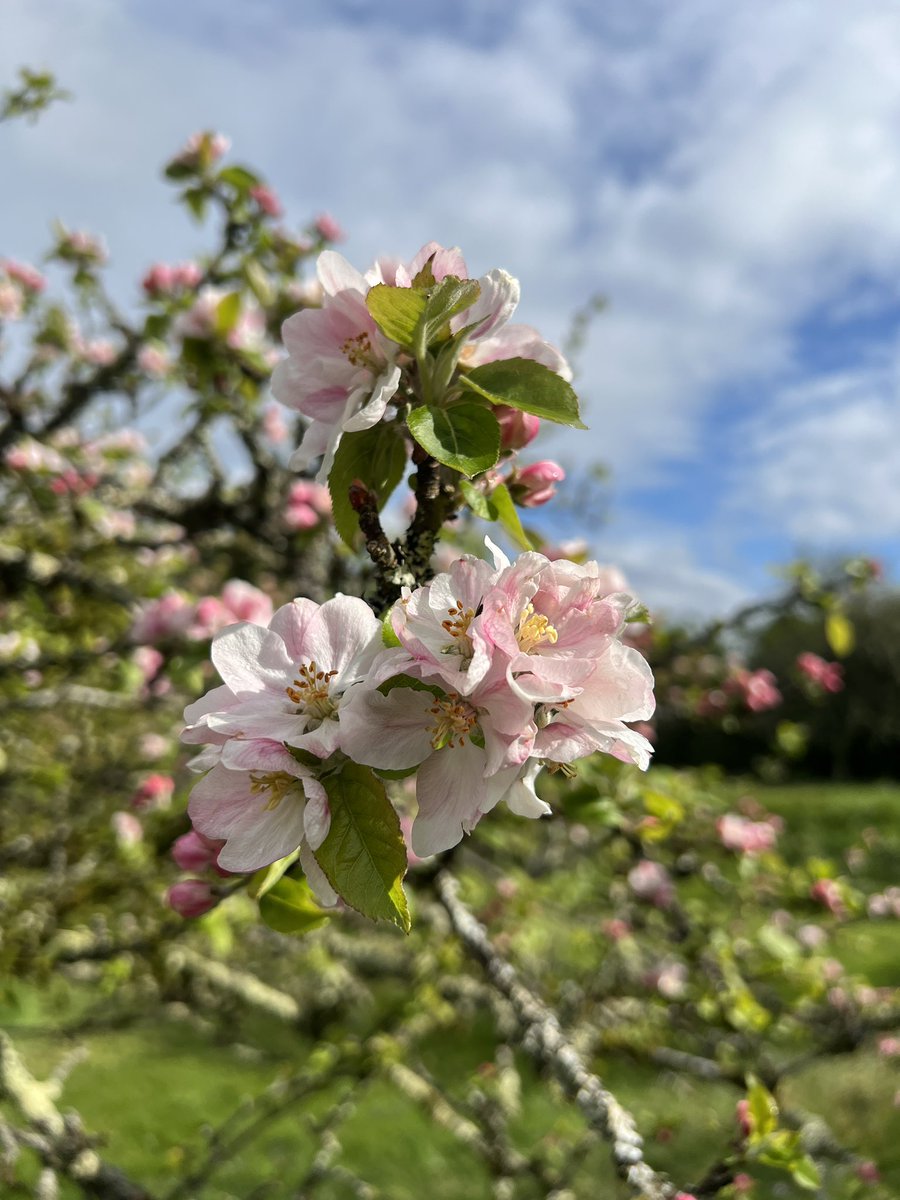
[789,1156,821,1191]
[258,875,330,935]
[245,260,275,307]
[458,478,494,520]
[248,849,300,900]
[747,1077,778,1140]
[314,764,410,931]
[407,403,500,478]
[328,422,408,549]
[366,284,426,349]
[489,482,535,551]
[416,276,481,355]
[218,164,260,191]
[382,610,401,648]
[825,610,855,658]
[461,357,586,428]
[182,186,210,222]
[214,291,242,336]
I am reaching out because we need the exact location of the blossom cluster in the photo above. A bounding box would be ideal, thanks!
[180,540,654,902]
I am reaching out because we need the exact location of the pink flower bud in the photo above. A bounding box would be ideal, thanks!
[167,879,217,918]
[856,1160,880,1184]
[736,1098,752,1138]
[132,773,175,811]
[627,860,674,908]
[171,831,220,872]
[250,184,283,218]
[111,811,143,847]
[3,259,45,292]
[314,213,344,242]
[142,263,176,296]
[732,1174,753,1194]
[495,405,540,450]
[508,460,565,508]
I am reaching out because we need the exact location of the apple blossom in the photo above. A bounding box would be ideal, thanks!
[507,460,566,508]
[717,813,779,855]
[796,651,844,693]
[131,773,175,811]
[167,879,218,918]
[627,860,674,908]
[172,830,223,872]
[250,184,283,218]
[3,258,45,292]
[314,212,344,242]
[496,405,540,451]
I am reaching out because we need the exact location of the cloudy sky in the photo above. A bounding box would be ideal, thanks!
[3,0,899,618]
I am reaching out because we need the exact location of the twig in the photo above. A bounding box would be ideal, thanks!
[435,871,676,1200]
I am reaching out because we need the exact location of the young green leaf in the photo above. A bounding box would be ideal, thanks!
[366,284,426,349]
[328,423,408,549]
[217,164,260,191]
[258,875,330,935]
[248,849,300,900]
[214,292,242,336]
[460,357,586,428]
[407,403,500,478]
[314,764,410,931]
[489,482,535,551]
[458,478,494,520]
[416,276,481,355]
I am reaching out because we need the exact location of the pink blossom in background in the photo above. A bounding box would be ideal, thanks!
[133,645,164,683]
[602,918,632,941]
[262,404,289,443]
[171,130,230,170]
[735,1099,752,1139]
[137,343,171,377]
[496,405,540,451]
[250,184,283,218]
[111,811,143,847]
[139,733,170,760]
[627,860,674,908]
[142,263,176,295]
[796,652,844,693]
[131,592,195,643]
[285,479,332,529]
[3,259,45,292]
[878,1036,900,1058]
[314,212,345,241]
[60,228,107,263]
[726,667,782,713]
[219,579,274,625]
[131,773,175,811]
[79,338,118,367]
[507,460,566,507]
[0,281,23,319]
[855,1161,881,1184]
[167,879,217,918]
[810,878,846,916]
[717,813,779,855]
[732,1175,754,1194]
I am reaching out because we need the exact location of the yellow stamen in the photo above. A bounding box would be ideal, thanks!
[249,770,301,811]
[285,660,337,720]
[516,603,558,654]
[441,597,476,658]
[428,693,479,750]
[340,331,376,369]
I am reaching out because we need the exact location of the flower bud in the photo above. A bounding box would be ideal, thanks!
[508,461,565,508]
[314,212,344,242]
[167,879,217,918]
[171,830,220,872]
[495,405,540,451]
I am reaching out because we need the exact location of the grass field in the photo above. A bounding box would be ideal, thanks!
[2,779,899,1199]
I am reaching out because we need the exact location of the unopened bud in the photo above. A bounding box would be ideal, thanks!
[167,879,217,918]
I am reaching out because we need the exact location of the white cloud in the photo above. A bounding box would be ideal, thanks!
[733,356,900,543]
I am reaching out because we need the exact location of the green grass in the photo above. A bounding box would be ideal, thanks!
[2,780,899,1198]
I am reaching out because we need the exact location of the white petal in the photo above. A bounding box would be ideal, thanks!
[300,839,339,907]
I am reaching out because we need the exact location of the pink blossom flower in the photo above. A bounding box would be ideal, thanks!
[878,1036,900,1058]
[111,811,143,847]
[496,406,540,451]
[717,813,779,855]
[131,773,175,811]
[3,259,45,292]
[187,740,334,897]
[285,479,332,529]
[796,652,844,693]
[182,594,381,763]
[171,130,230,170]
[507,460,565,508]
[732,1175,753,1194]
[810,878,845,916]
[79,338,117,366]
[167,879,217,918]
[271,251,403,480]
[142,263,176,295]
[855,1161,881,1184]
[174,261,203,289]
[314,213,344,242]
[735,1098,752,1139]
[133,645,164,683]
[263,404,289,443]
[131,592,195,643]
[0,281,23,319]
[726,667,782,713]
[602,918,631,941]
[137,343,171,377]
[250,184,283,217]
[627,860,674,908]
[140,733,170,760]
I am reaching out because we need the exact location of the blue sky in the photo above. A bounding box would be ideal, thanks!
[3,0,900,618]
